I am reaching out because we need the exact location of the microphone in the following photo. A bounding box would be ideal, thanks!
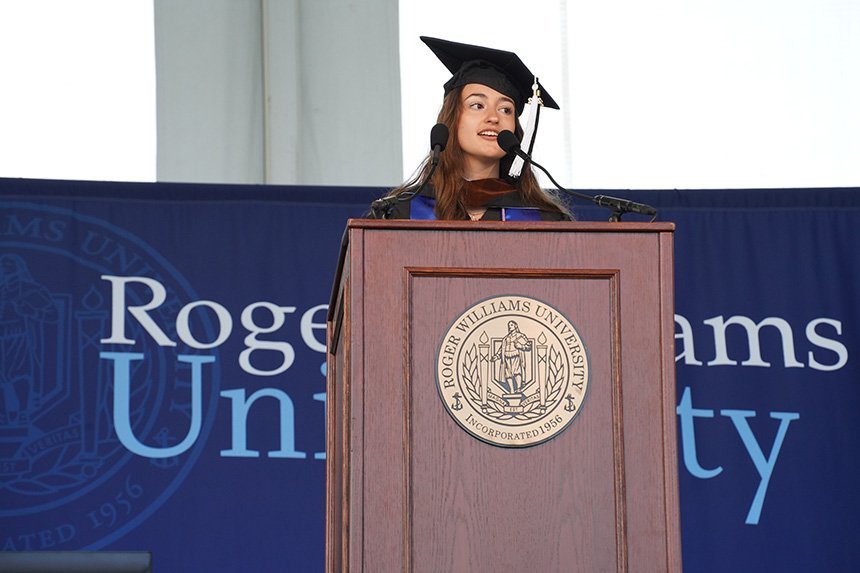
[497,130,657,222]
[370,123,449,219]
[430,122,449,166]
[497,130,525,157]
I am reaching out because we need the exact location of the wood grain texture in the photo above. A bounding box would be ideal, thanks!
[326,220,681,572]
[407,272,620,572]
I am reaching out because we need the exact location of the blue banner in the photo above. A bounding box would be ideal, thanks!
[1,178,858,571]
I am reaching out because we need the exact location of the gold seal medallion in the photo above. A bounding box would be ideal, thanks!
[436,295,590,447]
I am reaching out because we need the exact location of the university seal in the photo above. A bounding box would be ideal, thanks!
[435,295,589,447]
[0,201,220,550]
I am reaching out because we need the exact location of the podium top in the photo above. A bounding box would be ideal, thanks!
[327,219,674,322]
[346,218,674,233]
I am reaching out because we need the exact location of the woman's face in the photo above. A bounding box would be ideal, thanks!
[456,83,516,176]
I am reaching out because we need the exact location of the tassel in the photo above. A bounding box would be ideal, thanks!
[508,77,543,179]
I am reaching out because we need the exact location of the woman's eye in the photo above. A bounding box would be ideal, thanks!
[469,102,484,110]
[499,107,513,115]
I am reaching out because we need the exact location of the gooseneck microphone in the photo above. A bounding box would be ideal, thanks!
[369,123,449,219]
[429,122,449,166]
[497,130,657,222]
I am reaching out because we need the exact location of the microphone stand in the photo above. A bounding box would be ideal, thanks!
[525,155,657,222]
[368,161,439,219]
[499,133,657,222]
[370,124,448,219]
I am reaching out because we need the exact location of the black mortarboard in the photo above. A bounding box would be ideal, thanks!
[420,36,559,115]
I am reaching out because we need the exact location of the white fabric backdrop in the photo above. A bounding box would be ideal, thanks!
[155,0,402,186]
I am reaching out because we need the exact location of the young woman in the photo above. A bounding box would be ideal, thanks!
[375,37,571,221]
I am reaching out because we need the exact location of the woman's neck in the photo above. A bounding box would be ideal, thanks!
[462,156,500,181]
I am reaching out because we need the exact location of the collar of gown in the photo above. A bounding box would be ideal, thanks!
[462,178,517,209]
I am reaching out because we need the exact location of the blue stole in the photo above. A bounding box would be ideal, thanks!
[411,195,543,221]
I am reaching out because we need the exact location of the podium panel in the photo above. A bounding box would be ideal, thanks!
[327,220,680,572]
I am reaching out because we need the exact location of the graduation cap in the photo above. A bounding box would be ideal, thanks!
[420,36,557,178]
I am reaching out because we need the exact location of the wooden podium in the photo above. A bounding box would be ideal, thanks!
[326,220,681,572]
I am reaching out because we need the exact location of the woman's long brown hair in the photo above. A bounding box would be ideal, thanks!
[391,86,572,220]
